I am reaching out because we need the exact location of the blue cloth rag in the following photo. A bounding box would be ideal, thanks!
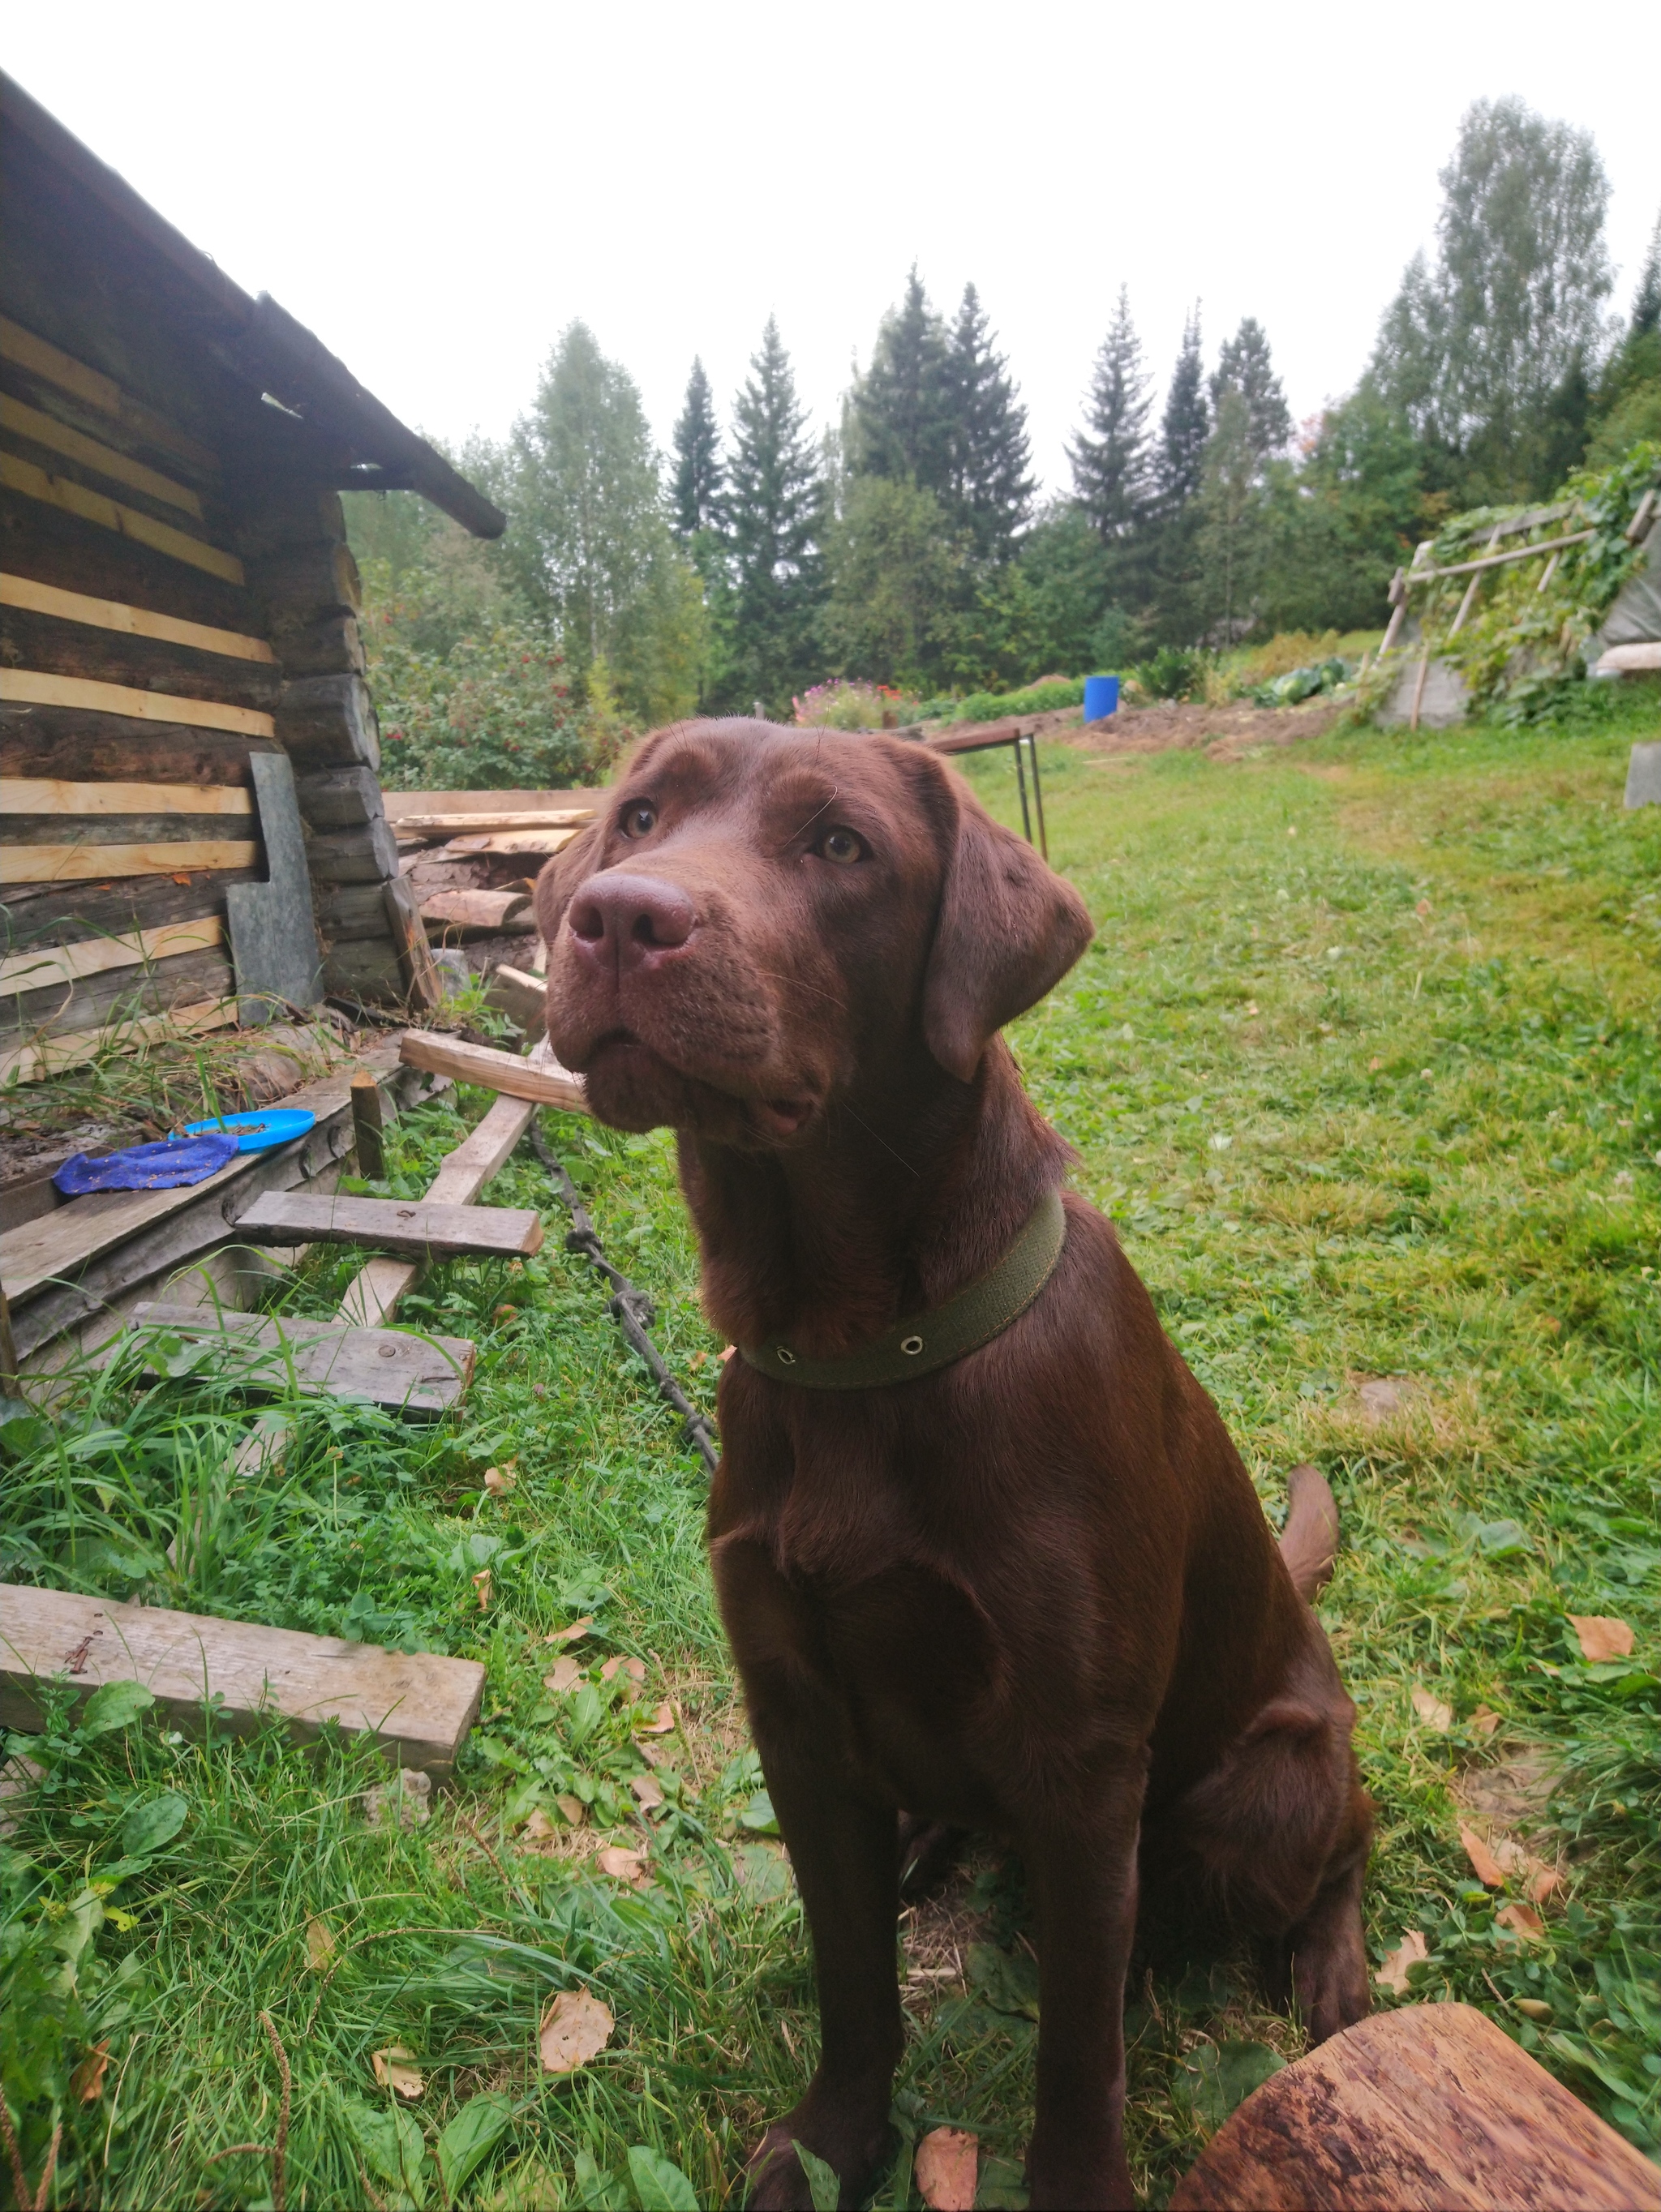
[54,1133,240,1195]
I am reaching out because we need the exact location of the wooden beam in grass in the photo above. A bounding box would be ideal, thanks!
[233,1189,545,1261]
[397,1031,586,1111]
[0,1582,484,1773]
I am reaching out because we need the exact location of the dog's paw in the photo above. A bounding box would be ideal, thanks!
[745,2110,895,2210]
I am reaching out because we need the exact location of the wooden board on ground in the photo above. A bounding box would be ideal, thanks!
[0,1044,403,1305]
[1170,2003,1661,2212]
[380,787,592,821]
[123,1302,475,1413]
[337,1037,557,1328]
[397,808,594,838]
[442,828,579,858]
[234,1189,544,1260]
[399,1031,586,1111]
[0,1581,484,1773]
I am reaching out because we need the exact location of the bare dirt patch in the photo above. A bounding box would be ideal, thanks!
[1072,698,1344,762]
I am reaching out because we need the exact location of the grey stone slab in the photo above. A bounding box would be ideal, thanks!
[1625,742,1661,808]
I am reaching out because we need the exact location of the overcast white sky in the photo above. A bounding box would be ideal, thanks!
[8,2,1659,499]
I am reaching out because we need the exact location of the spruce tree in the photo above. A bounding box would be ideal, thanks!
[852,267,952,492]
[723,317,827,712]
[1632,207,1661,341]
[1156,304,1209,513]
[671,358,723,538]
[1070,288,1154,542]
[1210,318,1291,465]
[942,283,1034,560]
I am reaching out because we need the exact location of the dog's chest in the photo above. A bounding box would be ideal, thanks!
[714,1524,1005,1823]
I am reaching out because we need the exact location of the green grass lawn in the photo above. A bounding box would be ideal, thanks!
[3,691,1659,2209]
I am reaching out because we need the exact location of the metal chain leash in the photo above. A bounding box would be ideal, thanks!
[530,1120,719,1475]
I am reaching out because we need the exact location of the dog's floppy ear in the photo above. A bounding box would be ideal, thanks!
[921,774,1094,1082]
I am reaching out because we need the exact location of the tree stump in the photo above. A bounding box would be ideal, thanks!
[1170,2004,1661,2212]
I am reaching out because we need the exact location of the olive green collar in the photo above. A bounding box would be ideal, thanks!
[739,1185,1067,1391]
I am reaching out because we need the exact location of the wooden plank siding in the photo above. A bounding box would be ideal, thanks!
[0,117,435,1058]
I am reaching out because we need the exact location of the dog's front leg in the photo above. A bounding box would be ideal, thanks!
[744,1716,903,2210]
[1022,1764,1146,2212]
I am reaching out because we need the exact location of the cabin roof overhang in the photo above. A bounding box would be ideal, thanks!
[1,70,505,539]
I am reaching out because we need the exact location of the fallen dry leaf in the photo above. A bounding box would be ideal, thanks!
[544,1616,594,1647]
[472,1568,493,1610]
[916,2126,978,2212]
[543,1657,583,1695]
[305,1915,337,1969]
[71,2041,110,2103]
[1567,1614,1635,1663]
[1515,1996,1552,2021]
[520,1809,558,1850]
[601,1655,646,1686]
[1460,1824,1508,1888]
[1374,1928,1429,1995]
[636,1701,675,1735]
[1496,1902,1545,1940]
[555,1794,586,1827]
[372,2045,424,2099]
[483,1463,517,1497]
[1470,1705,1500,1737]
[597,1845,648,1885]
[629,1773,664,1812]
[1410,1687,1453,1733]
[1530,1866,1563,1905]
[539,1989,614,2073]
[719,1344,736,1362]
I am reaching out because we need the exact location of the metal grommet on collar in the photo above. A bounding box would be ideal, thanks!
[775,1344,796,1365]
[900,1335,925,1357]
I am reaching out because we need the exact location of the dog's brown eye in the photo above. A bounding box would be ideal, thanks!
[818,827,865,866]
[620,801,657,838]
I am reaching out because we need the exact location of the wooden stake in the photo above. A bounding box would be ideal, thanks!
[350,1070,386,1179]
[0,1285,19,1395]
[1409,649,1431,732]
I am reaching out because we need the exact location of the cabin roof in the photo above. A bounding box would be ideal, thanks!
[1,71,505,540]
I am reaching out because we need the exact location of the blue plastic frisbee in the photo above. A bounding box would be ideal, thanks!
[183,1107,316,1153]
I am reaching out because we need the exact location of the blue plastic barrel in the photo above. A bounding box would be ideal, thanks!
[1084,675,1120,722]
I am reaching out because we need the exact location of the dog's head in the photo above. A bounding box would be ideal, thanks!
[536,718,1092,1145]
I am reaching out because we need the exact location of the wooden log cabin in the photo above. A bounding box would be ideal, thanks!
[0,71,504,1081]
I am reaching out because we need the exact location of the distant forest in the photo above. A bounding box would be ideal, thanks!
[349,96,1661,783]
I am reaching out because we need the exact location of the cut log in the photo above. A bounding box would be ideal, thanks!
[232,1189,544,1261]
[0,914,223,990]
[1169,2003,1661,2212]
[397,808,594,837]
[0,1581,483,1773]
[123,1302,474,1413]
[420,889,534,933]
[2,839,260,882]
[0,392,205,517]
[0,776,251,816]
[398,1031,586,1111]
[443,827,578,857]
[0,669,274,738]
[0,452,244,582]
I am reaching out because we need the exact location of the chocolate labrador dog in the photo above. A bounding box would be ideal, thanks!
[536,718,1371,2210]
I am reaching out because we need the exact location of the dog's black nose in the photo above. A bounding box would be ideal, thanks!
[569,871,697,971]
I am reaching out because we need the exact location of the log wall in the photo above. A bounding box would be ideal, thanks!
[1,140,434,1074]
